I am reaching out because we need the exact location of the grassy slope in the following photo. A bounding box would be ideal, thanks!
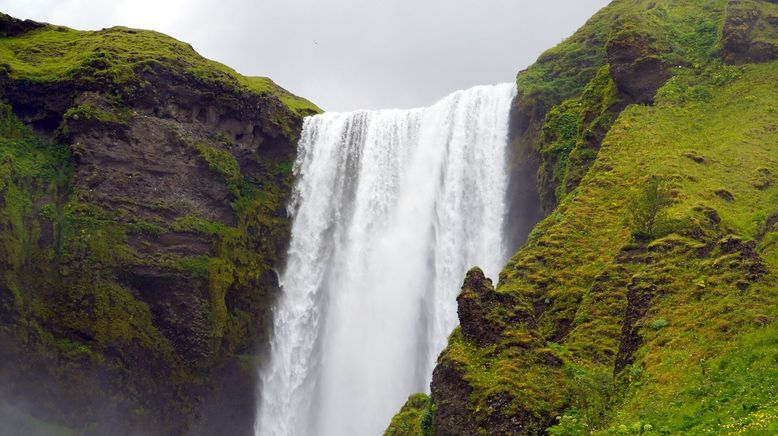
[591,60,778,434]
[515,0,731,210]
[389,0,777,434]
[455,62,776,436]
[0,22,319,115]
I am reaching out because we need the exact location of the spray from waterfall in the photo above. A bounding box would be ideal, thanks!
[256,83,517,436]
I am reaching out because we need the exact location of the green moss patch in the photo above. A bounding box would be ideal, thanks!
[0,22,319,116]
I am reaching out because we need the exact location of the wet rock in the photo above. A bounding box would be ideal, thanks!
[123,266,214,363]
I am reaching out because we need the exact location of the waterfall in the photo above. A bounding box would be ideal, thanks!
[256,83,517,436]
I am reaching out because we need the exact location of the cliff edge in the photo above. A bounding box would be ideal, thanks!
[0,13,318,435]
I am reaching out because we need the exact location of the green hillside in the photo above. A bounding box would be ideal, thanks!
[389,0,778,434]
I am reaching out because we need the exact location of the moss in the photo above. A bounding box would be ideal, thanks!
[172,214,230,236]
[385,393,434,436]
[63,102,131,125]
[435,26,778,432]
[0,24,319,116]
[169,137,295,359]
[191,141,243,194]
[723,0,778,64]
[438,328,566,431]
[538,65,619,205]
[243,76,321,115]
[206,258,234,343]
[519,0,730,209]
[0,102,180,427]
[172,255,212,278]
[0,13,306,431]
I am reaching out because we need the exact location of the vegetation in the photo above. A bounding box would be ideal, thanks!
[1,0,776,433]
[537,65,619,206]
[0,17,320,115]
[627,177,672,240]
[517,0,732,209]
[385,393,435,436]
[444,56,777,435]
[392,0,778,433]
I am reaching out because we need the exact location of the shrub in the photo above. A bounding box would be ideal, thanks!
[628,177,672,241]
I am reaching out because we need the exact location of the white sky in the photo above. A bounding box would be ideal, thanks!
[0,0,611,111]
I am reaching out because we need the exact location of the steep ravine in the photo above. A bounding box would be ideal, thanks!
[0,13,317,435]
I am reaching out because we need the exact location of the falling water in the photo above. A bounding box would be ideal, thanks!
[256,83,517,436]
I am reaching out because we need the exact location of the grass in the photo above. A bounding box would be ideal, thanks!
[436,47,778,435]
[516,0,727,105]
[586,60,778,433]
[0,20,320,116]
[516,0,730,208]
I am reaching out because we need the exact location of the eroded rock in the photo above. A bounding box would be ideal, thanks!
[606,28,671,104]
[457,268,517,345]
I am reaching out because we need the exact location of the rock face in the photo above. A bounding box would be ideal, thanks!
[430,361,478,436]
[723,0,778,64]
[457,268,519,346]
[0,13,43,37]
[606,29,670,105]
[510,2,673,214]
[0,14,317,435]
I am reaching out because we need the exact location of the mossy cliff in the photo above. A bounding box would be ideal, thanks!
[0,13,318,435]
[389,0,778,434]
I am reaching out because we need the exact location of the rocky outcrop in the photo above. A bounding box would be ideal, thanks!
[723,0,778,64]
[0,13,43,37]
[606,29,670,105]
[511,4,675,213]
[457,268,515,345]
[430,361,478,436]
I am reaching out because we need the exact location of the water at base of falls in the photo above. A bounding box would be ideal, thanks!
[256,83,517,436]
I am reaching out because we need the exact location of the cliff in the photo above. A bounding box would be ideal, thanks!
[389,0,778,434]
[0,13,318,435]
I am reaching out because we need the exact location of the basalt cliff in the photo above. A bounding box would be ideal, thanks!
[0,13,317,435]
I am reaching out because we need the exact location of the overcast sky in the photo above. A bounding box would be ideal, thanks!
[1,0,610,111]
